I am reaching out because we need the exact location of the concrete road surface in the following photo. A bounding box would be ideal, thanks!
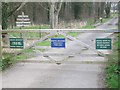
[2,17,118,88]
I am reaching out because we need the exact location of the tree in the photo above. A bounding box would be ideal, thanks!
[38,1,63,29]
[118,1,120,29]
[2,2,27,45]
[0,1,2,25]
[93,2,97,23]
[2,2,27,30]
[2,3,9,30]
[49,0,63,29]
[93,2,106,23]
[105,2,111,18]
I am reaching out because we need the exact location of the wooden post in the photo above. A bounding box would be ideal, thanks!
[20,32,26,48]
[0,25,2,60]
[0,1,2,61]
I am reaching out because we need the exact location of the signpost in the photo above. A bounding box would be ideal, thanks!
[16,12,31,27]
[96,38,112,50]
[9,38,24,49]
[51,38,65,48]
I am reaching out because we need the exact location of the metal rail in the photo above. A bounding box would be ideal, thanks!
[1,29,119,33]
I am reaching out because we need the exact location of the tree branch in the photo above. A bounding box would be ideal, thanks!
[56,0,63,14]
[16,2,27,11]
[7,2,27,18]
[38,3,50,11]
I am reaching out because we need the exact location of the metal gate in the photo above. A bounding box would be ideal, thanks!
[1,29,119,64]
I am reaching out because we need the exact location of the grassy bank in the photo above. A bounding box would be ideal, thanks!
[1,54,14,70]
[106,33,120,88]
[81,17,94,29]
[81,13,118,29]
[1,48,35,71]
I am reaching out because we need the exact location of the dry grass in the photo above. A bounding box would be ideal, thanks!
[57,20,87,29]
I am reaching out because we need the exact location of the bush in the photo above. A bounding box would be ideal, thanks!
[1,57,13,70]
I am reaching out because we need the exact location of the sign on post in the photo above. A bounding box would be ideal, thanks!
[51,38,65,48]
[96,38,111,50]
[9,38,24,49]
[16,12,31,27]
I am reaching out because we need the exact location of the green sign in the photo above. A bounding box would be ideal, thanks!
[9,38,24,48]
[96,38,111,50]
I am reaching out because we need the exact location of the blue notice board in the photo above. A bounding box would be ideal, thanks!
[51,38,65,48]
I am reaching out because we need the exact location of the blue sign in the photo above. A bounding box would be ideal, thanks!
[51,38,65,48]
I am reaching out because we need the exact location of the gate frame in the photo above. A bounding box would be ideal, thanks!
[1,29,119,61]
[0,26,2,60]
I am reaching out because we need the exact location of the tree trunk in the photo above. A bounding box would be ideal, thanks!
[93,2,97,23]
[2,3,9,45]
[54,13,59,27]
[105,2,111,18]
[118,1,120,30]
[49,1,63,29]
[2,3,8,30]
[50,2,55,29]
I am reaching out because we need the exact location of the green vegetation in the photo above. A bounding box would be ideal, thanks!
[1,58,12,70]
[36,41,50,46]
[100,13,118,24]
[13,25,50,29]
[11,26,49,38]
[81,13,118,29]
[81,25,94,29]
[11,32,49,39]
[1,53,14,70]
[102,17,113,24]
[67,32,80,37]
[9,25,49,39]
[1,48,35,70]
[106,34,120,88]
[81,18,94,29]
[15,48,34,60]
[111,13,118,17]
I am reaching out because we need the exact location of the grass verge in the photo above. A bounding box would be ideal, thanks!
[106,33,120,88]
[81,18,94,29]
[81,13,118,29]
[13,25,50,29]
[1,53,14,70]
[1,48,36,71]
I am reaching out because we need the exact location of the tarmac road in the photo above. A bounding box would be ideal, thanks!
[2,17,118,88]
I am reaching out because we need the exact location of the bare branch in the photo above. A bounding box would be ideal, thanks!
[16,1,27,11]
[56,0,63,14]
[54,3,58,11]
[38,3,50,11]
[7,1,27,18]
